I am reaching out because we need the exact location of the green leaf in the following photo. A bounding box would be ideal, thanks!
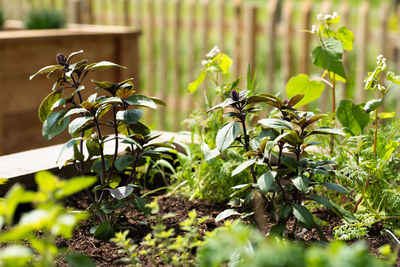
[116,109,143,124]
[65,252,95,267]
[110,185,134,200]
[124,94,157,109]
[257,171,275,194]
[35,171,58,193]
[187,70,206,93]
[92,222,115,240]
[56,176,97,199]
[292,175,309,192]
[38,89,63,123]
[67,50,84,62]
[293,204,314,228]
[387,71,400,86]
[150,96,167,106]
[331,202,357,222]
[29,65,63,80]
[84,61,126,72]
[132,196,151,215]
[114,155,135,171]
[57,138,82,163]
[0,245,33,266]
[258,118,293,130]
[42,110,70,140]
[91,158,111,177]
[363,99,383,113]
[68,116,93,135]
[219,53,233,73]
[216,122,240,152]
[336,26,354,51]
[232,159,256,177]
[215,209,241,222]
[310,194,333,209]
[337,100,370,135]
[308,127,345,137]
[312,37,346,78]
[286,74,325,107]
[323,182,350,194]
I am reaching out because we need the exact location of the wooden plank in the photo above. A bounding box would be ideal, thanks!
[379,2,390,112]
[242,4,257,79]
[267,0,279,93]
[233,0,242,80]
[159,0,168,130]
[186,0,196,110]
[281,0,294,86]
[135,0,142,28]
[172,0,182,130]
[217,0,225,52]
[123,0,131,26]
[339,1,350,99]
[111,0,118,25]
[355,1,370,103]
[319,0,332,112]
[200,0,210,106]
[145,0,155,123]
[299,0,312,75]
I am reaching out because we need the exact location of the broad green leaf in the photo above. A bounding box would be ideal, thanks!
[92,80,113,89]
[64,108,88,118]
[215,209,241,222]
[97,97,122,106]
[219,53,233,73]
[286,74,325,107]
[363,99,383,113]
[379,112,395,119]
[92,222,115,240]
[337,100,370,135]
[68,116,93,135]
[132,196,151,215]
[114,155,136,171]
[292,175,309,193]
[116,109,143,124]
[86,140,101,159]
[204,148,220,161]
[336,26,354,51]
[312,37,346,78]
[331,202,357,222]
[91,158,111,177]
[323,182,350,194]
[308,127,345,137]
[56,176,97,199]
[84,61,126,72]
[247,95,272,104]
[287,94,305,108]
[57,138,82,163]
[29,65,63,80]
[65,252,95,267]
[293,204,314,228]
[310,194,333,209]
[43,110,70,140]
[150,96,167,106]
[258,118,293,130]
[187,70,206,93]
[257,171,275,194]
[232,159,256,177]
[124,94,157,109]
[387,71,400,86]
[216,122,240,152]
[67,50,84,62]
[109,185,134,200]
[0,245,33,266]
[35,171,58,193]
[38,89,63,122]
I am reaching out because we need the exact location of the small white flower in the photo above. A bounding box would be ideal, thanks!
[201,60,211,66]
[316,13,323,21]
[206,46,220,58]
[311,25,318,34]
[324,14,332,21]
[332,12,338,18]
[377,54,384,61]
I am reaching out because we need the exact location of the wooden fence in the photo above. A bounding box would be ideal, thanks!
[2,0,400,131]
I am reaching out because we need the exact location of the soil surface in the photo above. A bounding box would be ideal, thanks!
[54,192,397,266]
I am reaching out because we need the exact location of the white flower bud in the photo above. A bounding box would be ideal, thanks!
[316,13,323,21]
[332,12,338,18]
[206,46,220,58]
[311,25,318,34]
[324,14,332,21]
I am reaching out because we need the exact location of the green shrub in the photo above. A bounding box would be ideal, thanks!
[24,9,65,29]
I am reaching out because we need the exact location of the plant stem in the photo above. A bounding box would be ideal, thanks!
[330,72,336,153]
[240,116,257,184]
[373,109,378,156]
[109,105,119,180]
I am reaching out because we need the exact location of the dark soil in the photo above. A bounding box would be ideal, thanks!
[54,192,397,266]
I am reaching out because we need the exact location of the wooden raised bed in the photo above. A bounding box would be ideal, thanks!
[0,24,141,155]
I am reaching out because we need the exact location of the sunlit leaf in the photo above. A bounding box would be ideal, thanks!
[286,74,325,107]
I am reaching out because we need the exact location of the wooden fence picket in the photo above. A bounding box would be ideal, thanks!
[267,0,279,93]
[145,0,155,123]
[299,0,312,75]
[340,1,350,99]
[282,0,294,86]
[173,0,182,130]
[355,1,370,103]
[242,4,257,80]
[186,0,196,111]
[159,0,168,130]
[233,0,242,81]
